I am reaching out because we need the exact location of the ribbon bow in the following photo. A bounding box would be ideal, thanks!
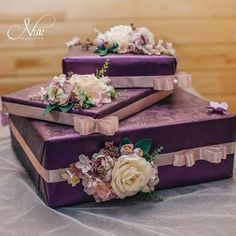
[173,145,227,167]
[73,116,119,135]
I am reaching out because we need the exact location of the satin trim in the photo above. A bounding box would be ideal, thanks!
[155,143,235,167]
[10,120,64,183]
[10,120,235,183]
[110,72,191,90]
[3,90,172,135]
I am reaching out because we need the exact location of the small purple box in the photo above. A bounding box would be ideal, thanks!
[62,46,177,78]
[10,89,236,207]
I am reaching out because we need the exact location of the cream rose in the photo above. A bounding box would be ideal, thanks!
[96,25,133,53]
[69,74,112,106]
[111,154,152,199]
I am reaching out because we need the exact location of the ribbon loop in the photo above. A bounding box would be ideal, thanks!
[173,144,229,167]
[153,77,174,91]
[200,145,227,163]
[174,150,196,167]
[73,115,119,135]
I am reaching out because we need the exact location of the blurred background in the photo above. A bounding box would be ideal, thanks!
[1,0,236,113]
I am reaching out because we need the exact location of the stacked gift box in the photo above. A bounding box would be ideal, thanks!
[1,25,235,207]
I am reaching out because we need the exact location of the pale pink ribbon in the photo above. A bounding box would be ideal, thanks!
[173,145,227,167]
[9,120,235,183]
[109,72,191,91]
[153,77,175,90]
[73,115,119,135]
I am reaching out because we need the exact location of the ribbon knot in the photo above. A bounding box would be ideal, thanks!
[73,116,119,135]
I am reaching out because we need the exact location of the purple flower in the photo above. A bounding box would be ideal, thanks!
[207,101,228,114]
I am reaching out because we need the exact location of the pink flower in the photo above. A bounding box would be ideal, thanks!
[131,27,155,55]
[154,40,176,56]
[65,36,80,47]
[91,154,115,182]
[133,148,143,157]
[75,154,92,173]
[46,74,74,105]
[120,144,134,155]
[93,182,116,202]
[82,176,116,202]
[147,165,159,191]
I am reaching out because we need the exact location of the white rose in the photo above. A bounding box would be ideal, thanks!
[111,154,152,199]
[69,74,112,106]
[96,25,133,53]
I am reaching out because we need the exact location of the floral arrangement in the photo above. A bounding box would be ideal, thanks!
[207,101,228,114]
[93,24,176,56]
[29,60,116,115]
[61,137,162,202]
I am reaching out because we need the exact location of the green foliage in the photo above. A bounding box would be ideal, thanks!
[58,103,74,113]
[80,92,94,109]
[96,43,119,56]
[43,103,59,116]
[142,191,164,201]
[43,103,74,116]
[145,147,163,162]
[119,137,132,149]
[134,139,152,155]
[118,138,163,162]
[96,59,110,79]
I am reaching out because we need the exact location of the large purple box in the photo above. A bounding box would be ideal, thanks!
[10,89,236,207]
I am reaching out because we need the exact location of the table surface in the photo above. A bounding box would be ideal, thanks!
[0,108,236,236]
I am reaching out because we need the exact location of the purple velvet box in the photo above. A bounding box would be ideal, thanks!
[10,89,236,207]
[62,46,177,87]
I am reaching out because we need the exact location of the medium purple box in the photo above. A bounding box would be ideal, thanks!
[9,89,236,207]
[2,83,172,133]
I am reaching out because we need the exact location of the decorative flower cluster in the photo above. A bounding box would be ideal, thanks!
[29,61,116,115]
[94,24,176,56]
[207,101,228,114]
[61,138,161,202]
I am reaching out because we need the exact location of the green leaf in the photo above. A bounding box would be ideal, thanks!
[83,99,93,109]
[98,47,108,56]
[109,43,119,53]
[43,103,59,116]
[142,191,164,201]
[119,137,132,149]
[134,139,152,155]
[58,103,74,113]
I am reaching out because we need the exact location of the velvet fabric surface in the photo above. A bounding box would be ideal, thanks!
[9,89,236,207]
[62,46,177,76]
[2,84,156,119]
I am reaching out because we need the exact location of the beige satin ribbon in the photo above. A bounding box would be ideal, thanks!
[110,72,191,90]
[9,120,64,183]
[73,116,119,135]
[10,119,235,183]
[155,143,235,167]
